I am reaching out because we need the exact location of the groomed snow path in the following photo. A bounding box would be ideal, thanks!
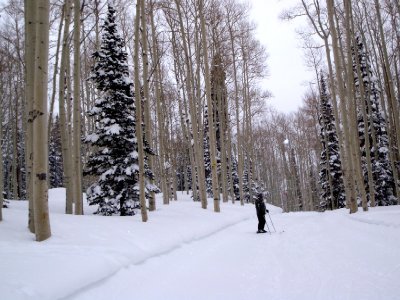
[1,189,400,300]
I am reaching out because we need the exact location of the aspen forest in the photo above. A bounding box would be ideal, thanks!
[1,0,400,298]
[1,0,400,234]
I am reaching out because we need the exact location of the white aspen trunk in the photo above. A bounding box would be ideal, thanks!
[150,2,167,206]
[359,3,400,200]
[344,0,368,211]
[25,0,36,233]
[326,0,357,213]
[140,0,155,211]
[279,139,291,212]
[135,0,148,222]
[168,19,196,202]
[73,0,83,215]
[32,0,51,241]
[200,0,220,212]
[374,0,400,158]
[48,6,64,139]
[11,77,19,200]
[219,84,228,203]
[174,0,207,208]
[59,0,74,214]
[228,22,244,206]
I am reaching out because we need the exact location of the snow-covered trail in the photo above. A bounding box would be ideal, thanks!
[67,209,400,300]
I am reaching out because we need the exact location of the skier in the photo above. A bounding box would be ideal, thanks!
[255,192,269,233]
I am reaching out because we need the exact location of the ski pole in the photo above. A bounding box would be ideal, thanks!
[267,212,276,233]
[264,215,271,234]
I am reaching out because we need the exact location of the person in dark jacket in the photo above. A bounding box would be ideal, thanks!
[255,192,269,233]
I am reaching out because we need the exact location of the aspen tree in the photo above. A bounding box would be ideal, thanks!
[150,0,168,206]
[212,53,229,203]
[11,80,18,200]
[200,0,220,212]
[31,0,51,241]
[134,0,148,222]
[298,0,348,201]
[48,6,64,139]
[167,16,197,202]
[25,0,36,232]
[140,0,156,211]
[373,0,400,159]
[59,0,74,214]
[343,0,368,211]
[73,0,83,215]
[326,0,357,213]
[174,0,207,208]
[225,2,245,205]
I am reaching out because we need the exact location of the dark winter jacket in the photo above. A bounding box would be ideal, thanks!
[255,195,267,216]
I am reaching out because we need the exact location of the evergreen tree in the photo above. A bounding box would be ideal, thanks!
[230,154,240,201]
[203,105,213,197]
[243,157,260,202]
[84,4,140,216]
[318,73,346,210]
[49,116,63,188]
[353,37,397,206]
[289,147,303,211]
[143,136,160,198]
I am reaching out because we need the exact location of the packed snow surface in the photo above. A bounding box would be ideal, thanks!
[1,188,400,300]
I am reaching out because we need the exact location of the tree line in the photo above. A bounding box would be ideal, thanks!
[0,0,268,241]
[258,0,399,212]
[0,0,398,242]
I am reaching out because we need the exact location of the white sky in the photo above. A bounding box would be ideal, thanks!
[248,0,315,114]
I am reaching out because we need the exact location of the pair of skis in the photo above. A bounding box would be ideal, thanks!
[262,212,284,234]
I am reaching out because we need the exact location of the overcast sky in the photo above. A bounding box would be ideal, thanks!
[248,0,315,114]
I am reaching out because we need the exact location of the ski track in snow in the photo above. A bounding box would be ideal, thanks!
[68,209,399,300]
[2,189,400,300]
[60,215,253,300]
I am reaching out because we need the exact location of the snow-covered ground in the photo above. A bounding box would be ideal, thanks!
[1,189,400,300]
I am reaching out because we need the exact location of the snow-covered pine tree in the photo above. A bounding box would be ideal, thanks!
[143,137,160,198]
[289,147,303,211]
[318,73,346,210]
[353,37,397,206]
[243,156,260,203]
[84,4,140,216]
[203,105,213,197]
[49,116,63,188]
[230,154,240,201]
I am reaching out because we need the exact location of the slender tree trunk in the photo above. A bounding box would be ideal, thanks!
[374,0,400,158]
[11,77,18,200]
[326,0,357,213]
[344,0,368,211]
[228,22,244,206]
[200,0,220,212]
[48,6,64,139]
[279,139,291,212]
[219,86,228,203]
[150,1,167,206]
[59,0,74,214]
[135,0,148,222]
[25,0,36,232]
[73,0,83,215]
[140,0,155,211]
[353,40,373,210]
[31,0,51,241]
[174,0,207,208]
